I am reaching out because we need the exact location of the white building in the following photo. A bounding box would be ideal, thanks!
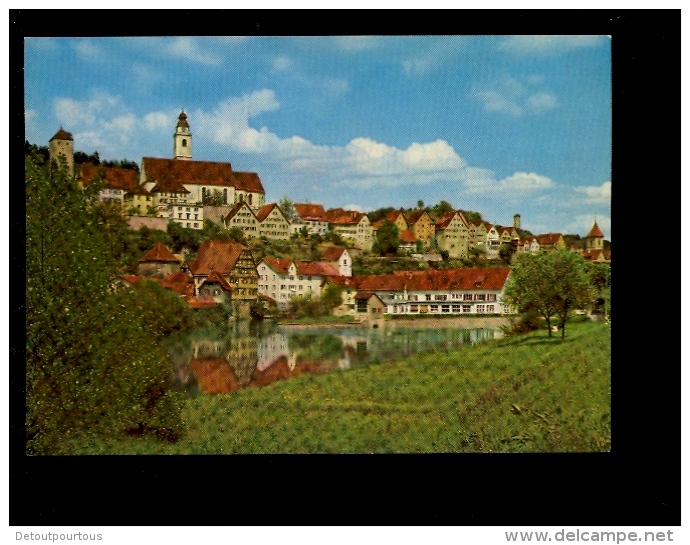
[257,258,341,309]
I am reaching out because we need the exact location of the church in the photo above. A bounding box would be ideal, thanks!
[49,110,267,230]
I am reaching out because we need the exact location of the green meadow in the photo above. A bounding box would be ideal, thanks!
[58,321,610,454]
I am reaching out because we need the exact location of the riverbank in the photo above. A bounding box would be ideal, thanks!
[55,321,610,454]
[277,315,512,330]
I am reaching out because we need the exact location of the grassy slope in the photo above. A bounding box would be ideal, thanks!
[59,321,610,454]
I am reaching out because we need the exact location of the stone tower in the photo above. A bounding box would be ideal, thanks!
[173,110,192,160]
[513,214,521,230]
[585,221,605,250]
[49,127,74,177]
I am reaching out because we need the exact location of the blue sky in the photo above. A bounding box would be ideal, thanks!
[24,35,611,238]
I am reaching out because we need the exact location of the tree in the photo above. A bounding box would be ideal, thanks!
[498,242,516,265]
[417,200,425,209]
[431,200,454,218]
[202,189,225,206]
[26,151,184,453]
[375,220,400,256]
[504,250,595,338]
[279,196,297,223]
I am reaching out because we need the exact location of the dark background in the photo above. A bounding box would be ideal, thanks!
[10,9,679,526]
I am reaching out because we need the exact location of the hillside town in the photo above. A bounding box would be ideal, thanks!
[44,110,610,322]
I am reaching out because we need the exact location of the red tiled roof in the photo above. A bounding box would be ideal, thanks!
[435,211,457,230]
[142,157,234,189]
[355,267,511,292]
[582,249,611,261]
[224,201,256,222]
[261,257,293,274]
[125,185,151,196]
[294,203,327,221]
[324,275,358,288]
[386,210,408,225]
[120,275,143,285]
[232,171,265,194]
[536,233,563,246]
[255,203,284,222]
[295,261,339,276]
[161,270,194,296]
[138,242,180,263]
[329,210,367,225]
[206,271,234,291]
[321,247,346,261]
[188,240,249,277]
[80,163,139,191]
[406,210,429,225]
[50,128,73,141]
[586,222,605,238]
[354,291,376,300]
[372,220,384,230]
[399,229,417,244]
[186,295,217,309]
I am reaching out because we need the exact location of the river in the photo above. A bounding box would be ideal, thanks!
[163,318,505,396]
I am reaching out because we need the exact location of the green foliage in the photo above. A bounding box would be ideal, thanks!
[202,189,225,206]
[26,151,184,454]
[57,322,610,454]
[504,250,595,338]
[279,196,297,222]
[430,200,454,220]
[367,207,395,224]
[101,158,139,172]
[167,221,202,252]
[462,210,483,224]
[498,242,516,265]
[375,220,400,256]
[285,292,331,319]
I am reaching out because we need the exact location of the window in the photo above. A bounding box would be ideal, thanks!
[307,276,312,281]
[409,304,419,313]
[299,276,303,281]
[435,295,447,301]
[475,294,486,301]
[223,189,227,204]
[487,305,495,313]
[487,294,496,302]
[280,285,286,290]
[186,223,190,228]
[194,214,198,220]
[463,304,471,313]
[463,294,473,301]
[182,139,187,147]
[441,305,450,313]
[430,305,439,312]
[476,304,486,314]
[426,294,432,301]
[187,214,191,219]
[452,304,461,313]
[249,194,253,206]
[178,207,182,211]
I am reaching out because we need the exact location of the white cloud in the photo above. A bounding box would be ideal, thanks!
[498,35,607,55]
[143,112,170,132]
[54,92,123,127]
[167,37,222,66]
[343,203,364,212]
[565,214,611,239]
[462,169,555,195]
[573,181,611,204]
[472,75,559,117]
[499,172,556,192]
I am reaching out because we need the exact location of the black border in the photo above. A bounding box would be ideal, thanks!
[11,10,679,527]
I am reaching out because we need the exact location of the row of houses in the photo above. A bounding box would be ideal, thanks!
[125,239,518,320]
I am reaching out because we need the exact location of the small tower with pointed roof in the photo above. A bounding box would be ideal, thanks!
[513,213,521,230]
[173,110,192,160]
[585,220,605,250]
[49,127,74,177]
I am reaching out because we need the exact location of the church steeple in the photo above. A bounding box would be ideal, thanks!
[174,109,192,160]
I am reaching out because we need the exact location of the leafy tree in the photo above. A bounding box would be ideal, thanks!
[417,200,425,209]
[462,210,483,224]
[279,196,297,223]
[26,151,184,453]
[376,220,400,256]
[367,207,394,224]
[504,250,595,338]
[300,226,310,239]
[498,242,516,265]
[202,189,225,206]
[431,200,454,219]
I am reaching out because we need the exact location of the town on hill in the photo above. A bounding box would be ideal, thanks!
[34,110,610,321]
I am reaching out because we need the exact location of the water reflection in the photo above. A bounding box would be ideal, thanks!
[165,320,501,396]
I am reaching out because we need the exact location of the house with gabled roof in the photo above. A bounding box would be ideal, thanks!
[223,201,259,238]
[398,229,419,253]
[138,242,182,278]
[321,246,352,277]
[256,203,291,240]
[406,209,435,249]
[187,240,258,316]
[435,210,469,259]
[353,267,514,316]
[292,203,329,235]
[326,209,374,251]
[469,221,488,251]
[257,257,341,308]
[536,233,566,251]
[79,163,140,206]
[581,248,611,264]
[520,236,540,254]
[386,209,410,232]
